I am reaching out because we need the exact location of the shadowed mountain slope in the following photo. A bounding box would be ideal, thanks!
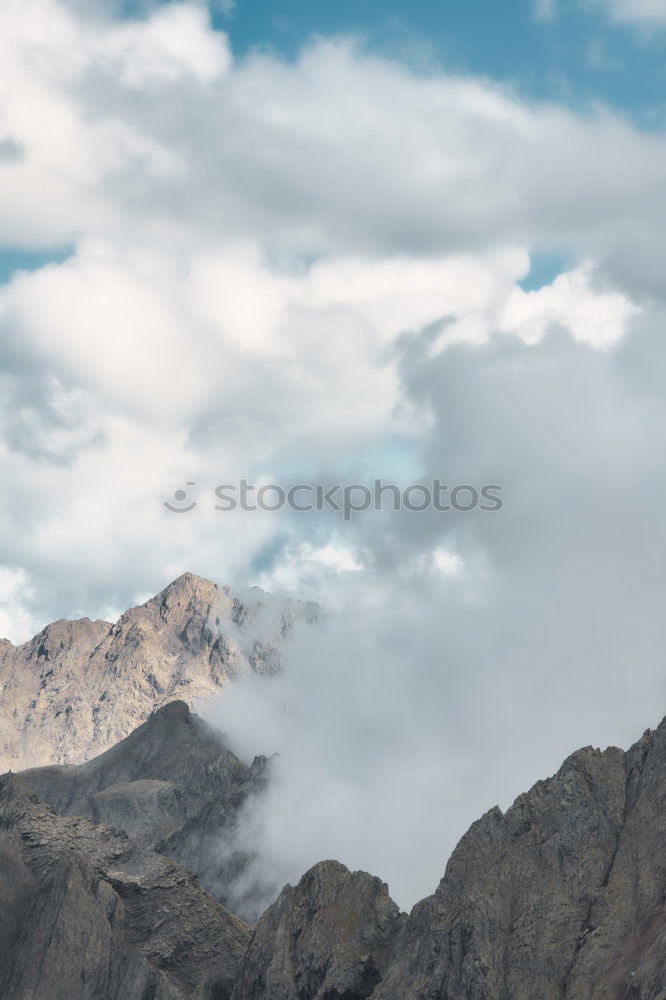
[5,700,665,998]
[15,700,267,910]
[0,774,251,1000]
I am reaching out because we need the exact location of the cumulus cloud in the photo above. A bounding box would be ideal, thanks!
[501,263,639,348]
[1,1,666,288]
[206,324,666,913]
[0,0,665,911]
[0,235,639,632]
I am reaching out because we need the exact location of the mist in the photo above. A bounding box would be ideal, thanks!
[201,326,666,916]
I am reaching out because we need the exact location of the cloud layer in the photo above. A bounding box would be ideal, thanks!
[0,0,660,629]
[207,324,666,912]
[1,0,666,910]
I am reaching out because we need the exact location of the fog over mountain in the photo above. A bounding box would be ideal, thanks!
[1,0,666,994]
[0,3,665,915]
[3,569,663,917]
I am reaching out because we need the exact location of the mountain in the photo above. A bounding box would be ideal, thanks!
[0,573,317,771]
[0,774,251,1000]
[230,716,666,1000]
[14,700,268,914]
[371,717,666,1000]
[3,699,665,998]
[231,860,405,1000]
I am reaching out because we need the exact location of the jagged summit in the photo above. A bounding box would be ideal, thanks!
[0,574,315,772]
[165,571,215,589]
[151,571,220,609]
[232,860,405,1000]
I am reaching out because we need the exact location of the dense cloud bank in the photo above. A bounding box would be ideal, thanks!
[0,0,659,631]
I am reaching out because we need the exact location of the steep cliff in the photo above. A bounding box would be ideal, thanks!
[0,774,251,1000]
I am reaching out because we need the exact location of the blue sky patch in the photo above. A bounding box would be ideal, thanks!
[0,247,74,287]
[216,0,666,125]
[519,249,573,291]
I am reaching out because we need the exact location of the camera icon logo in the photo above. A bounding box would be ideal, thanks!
[164,482,198,513]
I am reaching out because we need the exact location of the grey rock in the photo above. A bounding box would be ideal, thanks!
[229,716,665,1000]
[232,860,405,1000]
[372,717,666,1000]
[0,774,251,1000]
[0,573,317,770]
[14,700,267,910]
[4,648,666,1000]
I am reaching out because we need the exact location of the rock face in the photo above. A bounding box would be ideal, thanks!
[232,860,405,1000]
[227,717,666,1000]
[0,774,251,1000]
[14,700,267,912]
[0,573,316,770]
[3,693,666,998]
[372,716,666,1000]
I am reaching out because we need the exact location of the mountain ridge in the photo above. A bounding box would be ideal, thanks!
[0,572,316,771]
[228,713,666,999]
[5,699,666,998]
[14,699,269,914]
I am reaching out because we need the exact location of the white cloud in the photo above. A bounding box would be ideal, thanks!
[257,542,364,594]
[501,264,639,348]
[98,3,231,85]
[0,1,665,296]
[0,233,639,636]
[432,547,464,576]
[592,0,666,26]
[206,324,666,912]
[0,567,38,643]
[1,0,666,913]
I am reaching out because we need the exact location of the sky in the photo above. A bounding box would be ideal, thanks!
[1,0,666,908]
[221,0,666,121]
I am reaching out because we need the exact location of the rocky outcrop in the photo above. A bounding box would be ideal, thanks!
[372,716,666,1000]
[0,573,317,770]
[232,860,405,1000]
[14,700,268,911]
[0,774,251,1000]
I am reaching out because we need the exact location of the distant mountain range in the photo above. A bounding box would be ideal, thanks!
[0,572,317,771]
[3,699,665,999]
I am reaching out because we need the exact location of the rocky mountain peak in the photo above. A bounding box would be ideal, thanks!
[0,574,315,771]
[149,571,220,619]
[13,699,265,903]
[371,715,666,1000]
[232,860,405,1000]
